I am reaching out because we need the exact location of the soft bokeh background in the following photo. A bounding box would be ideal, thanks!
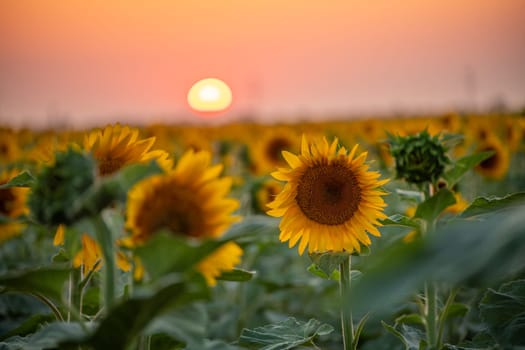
[1,0,524,128]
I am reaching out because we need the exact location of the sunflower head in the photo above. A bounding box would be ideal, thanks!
[267,135,389,255]
[126,149,240,244]
[388,130,450,185]
[84,123,173,176]
[197,241,243,286]
[0,169,30,243]
[253,178,283,213]
[474,136,510,180]
[28,148,95,225]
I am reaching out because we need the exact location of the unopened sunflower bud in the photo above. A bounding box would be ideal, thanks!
[388,130,450,185]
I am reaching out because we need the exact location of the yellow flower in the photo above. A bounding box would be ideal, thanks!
[126,149,240,243]
[0,169,29,243]
[84,123,173,176]
[255,179,283,213]
[197,242,243,286]
[445,192,469,214]
[73,234,102,273]
[475,136,510,180]
[267,135,389,255]
[251,127,301,175]
[72,233,131,274]
[53,224,66,246]
[0,129,21,165]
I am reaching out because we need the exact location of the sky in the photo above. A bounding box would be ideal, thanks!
[1,0,524,128]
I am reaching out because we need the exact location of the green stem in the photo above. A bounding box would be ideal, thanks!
[425,282,438,348]
[29,292,64,321]
[93,213,116,311]
[437,288,458,349]
[339,256,354,350]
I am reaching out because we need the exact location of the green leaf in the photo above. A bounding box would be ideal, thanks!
[216,268,255,282]
[395,314,425,326]
[0,171,35,189]
[444,151,494,187]
[443,303,469,320]
[460,192,525,218]
[0,266,70,301]
[145,303,207,347]
[135,232,223,280]
[85,274,210,349]
[395,189,425,203]
[414,188,456,223]
[380,214,421,229]
[239,317,333,350]
[0,322,88,350]
[0,314,55,341]
[222,215,279,243]
[353,313,370,350]
[308,252,350,277]
[479,279,525,347]
[381,321,410,349]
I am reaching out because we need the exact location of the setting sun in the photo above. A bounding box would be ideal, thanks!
[187,78,232,113]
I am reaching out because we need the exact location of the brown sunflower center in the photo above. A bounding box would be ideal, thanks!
[98,157,126,176]
[296,163,361,225]
[136,186,205,239]
[479,147,499,170]
[265,138,292,163]
[0,188,16,216]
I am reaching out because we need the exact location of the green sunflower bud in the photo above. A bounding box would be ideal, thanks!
[28,148,95,225]
[388,130,450,185]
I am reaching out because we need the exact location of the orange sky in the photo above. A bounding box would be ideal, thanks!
[1,0,524,127]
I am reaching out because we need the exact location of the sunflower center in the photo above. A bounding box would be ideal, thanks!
[266,138,292,163]
[479,147,499,169]
[98,157,126,176]
[0,188,16,216]
[136,185,205,239]
[296,163,361,225]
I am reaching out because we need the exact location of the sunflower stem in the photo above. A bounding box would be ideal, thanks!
[339,256,354,350]
[425,281,438,348]
[93,213,117,312]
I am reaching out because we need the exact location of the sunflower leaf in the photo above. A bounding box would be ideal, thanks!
[444,151,494,187]
[135,232,223,280]
[216,268,255,282]
[479,279,525,347]
[308,251,350,277]
[380,214,421,229]
[460,192,525,218]
[0,171,35,189]
[239,317,333,350]
[414,188,456,223]
[0,266,71,301]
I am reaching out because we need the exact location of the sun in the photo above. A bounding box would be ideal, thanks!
[187,78,232,114]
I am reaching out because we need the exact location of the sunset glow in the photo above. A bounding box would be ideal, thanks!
[187,78,232,113]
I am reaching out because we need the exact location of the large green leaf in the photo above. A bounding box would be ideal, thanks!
[443,151,494,187]
[308,251,350,277]
[0,314,55,341]
[134,232,223,280]
[0,266,70,301]
[239,317,333,350]
[349,207,525,316]
[479,279,525,347]
[0,171,35,189]
[0,322,88,350]
[414,188,456,223]
[222,215,279,243]
[82,274,209,349]
[460,192,525,218]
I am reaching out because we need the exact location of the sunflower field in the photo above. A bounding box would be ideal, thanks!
[1,112,525,350]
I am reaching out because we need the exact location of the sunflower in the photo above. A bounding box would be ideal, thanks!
[197,241,243,286]
[0,129,21,165]
[71,233,132,274]
[251,127,301,175]
[125,149,241,284]
[254,179,283,213]
[267,136,389,255]
[0,169,29,243]
[126,149,240,242]
[84,124,173,176]
[474,136,510,180]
